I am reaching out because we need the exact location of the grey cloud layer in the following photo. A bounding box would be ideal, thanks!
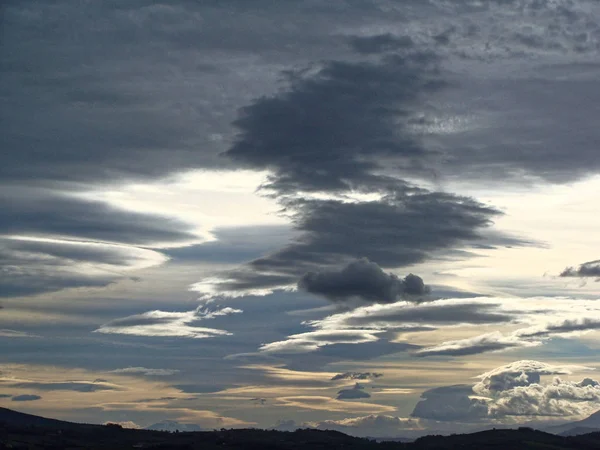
[0,188,199,296]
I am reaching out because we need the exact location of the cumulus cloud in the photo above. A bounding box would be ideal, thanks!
[298,259,430,304]
[331,372,383,381]
[95,306,241,339]
[560,260,600,279]
[337,383,371,400]
[416,360,600,422]
[473,360,580,395]
[411,360,600,421]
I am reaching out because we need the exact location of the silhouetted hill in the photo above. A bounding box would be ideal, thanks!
[2,408,600,449]
[0,407,94,430]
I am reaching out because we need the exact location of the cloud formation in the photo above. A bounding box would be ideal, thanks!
[413,360,600,422]
[336,383,371,400]
[298,259,430,304]
[560,260,600,279]
[411,384,488,421]
[95,306,241,339]
[11,394,42,402]
[413,332,538,357]
[331,372,383,381]
[192,49,527,299]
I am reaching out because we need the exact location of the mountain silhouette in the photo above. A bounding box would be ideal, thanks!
[3,407,600,449]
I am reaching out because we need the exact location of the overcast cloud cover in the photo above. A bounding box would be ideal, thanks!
[2,0,600,437]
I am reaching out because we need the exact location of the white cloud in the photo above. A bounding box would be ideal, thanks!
[95,306,241,339]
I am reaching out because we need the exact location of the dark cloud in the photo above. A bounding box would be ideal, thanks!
[193,49,531,297]
[433,77,600,184]
[0,189,197,247]
[298,259,430,304]
[0,186,202,297]
[348,34,414,54]
[224,54,443,195]
[11,394,42,402]
[198,191,510,297]
[0,237,162,298]
[336,383,371,400]
[331,372,383,381]
[560,260,600,279]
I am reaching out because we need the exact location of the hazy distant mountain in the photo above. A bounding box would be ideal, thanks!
[559,426,600,437]
[145,420,203,432]
[546,410,600,436]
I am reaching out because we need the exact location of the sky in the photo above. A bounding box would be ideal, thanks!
[2,0,600,438]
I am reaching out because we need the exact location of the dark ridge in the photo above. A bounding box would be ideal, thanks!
[2,407,600,449]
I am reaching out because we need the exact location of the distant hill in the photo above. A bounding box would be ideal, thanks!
[3,407,600,449]
[145,420,203,432]
[547,409,600,436]
[559,426,600,437]
[0,407,92,430]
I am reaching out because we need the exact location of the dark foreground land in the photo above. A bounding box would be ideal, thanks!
[3,408,600,450]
